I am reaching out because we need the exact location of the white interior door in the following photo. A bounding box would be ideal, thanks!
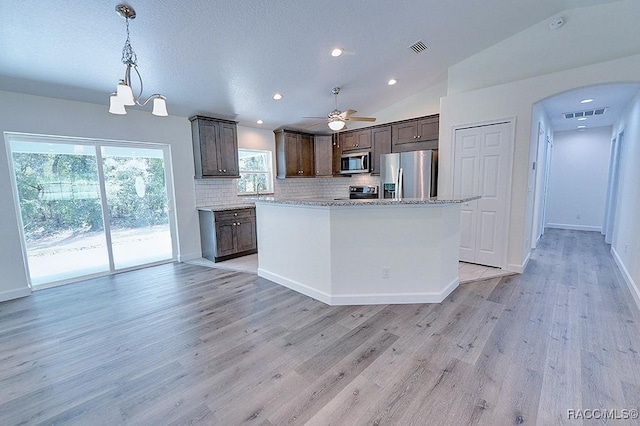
[453,121,512,268]
[453,128,481,262]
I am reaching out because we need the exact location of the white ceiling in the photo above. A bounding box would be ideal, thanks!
[0,0,624,132]
[541,83,640,133]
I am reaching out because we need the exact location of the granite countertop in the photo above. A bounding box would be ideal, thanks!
[197,202,255,212]
[247,196,480,207]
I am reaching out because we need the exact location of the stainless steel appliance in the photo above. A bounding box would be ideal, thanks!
[380,150,437,199]
[349,185,378,199]
[340,152,371,174]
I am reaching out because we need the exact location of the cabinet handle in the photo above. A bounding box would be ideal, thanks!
[413,136,417,139]
[417,136,421,139]
[223,169,226,173]
[218,169,222,172]
[234,213,238,216]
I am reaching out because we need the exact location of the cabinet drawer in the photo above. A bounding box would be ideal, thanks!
[214,208,255,222]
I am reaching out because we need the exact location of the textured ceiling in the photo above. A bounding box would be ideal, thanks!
[0,0,623,131]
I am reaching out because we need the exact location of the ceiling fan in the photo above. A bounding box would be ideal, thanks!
[305,87,376,131]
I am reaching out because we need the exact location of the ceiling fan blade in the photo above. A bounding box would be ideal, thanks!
[339,109,358,118]
[346,117,376,122]
[303,121,327,129]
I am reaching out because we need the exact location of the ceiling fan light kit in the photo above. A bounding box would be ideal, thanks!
[109,4,168,117]
[314,87,376,131]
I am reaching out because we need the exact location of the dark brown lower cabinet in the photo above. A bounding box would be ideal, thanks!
[199,207,257,262]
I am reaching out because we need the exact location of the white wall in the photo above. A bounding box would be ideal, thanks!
[611,90,640,308]
[0,90,200,301]
[545,127,611,231]
[439,53,640,272]
[529,104,553,248]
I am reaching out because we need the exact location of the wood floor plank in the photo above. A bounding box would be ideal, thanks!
[1,229,639,425]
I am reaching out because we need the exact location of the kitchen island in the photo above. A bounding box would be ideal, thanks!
[253,196,479,305]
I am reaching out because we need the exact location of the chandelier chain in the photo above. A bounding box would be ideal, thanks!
[121,18,137,65]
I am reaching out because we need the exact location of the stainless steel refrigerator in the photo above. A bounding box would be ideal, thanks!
[380,150,437,199]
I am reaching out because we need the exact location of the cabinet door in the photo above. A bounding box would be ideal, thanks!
[371,126,391,175]
[314,135,333,176]
[284,133,300,177]
[235,217,257,252]
[356,129,372,150]
[417,117,439,142]
[341,132,358,151]
[392,121,418,145]
[198,121,220,176]
[299,134,315,176]
[215,221,236,257]
[218,122,240,176]
[332,134,342,175]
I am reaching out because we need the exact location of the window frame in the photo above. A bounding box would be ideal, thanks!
[236,148,274,195]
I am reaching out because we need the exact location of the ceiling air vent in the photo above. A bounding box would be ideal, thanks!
[409,40,428,54]
[563,107,607,119]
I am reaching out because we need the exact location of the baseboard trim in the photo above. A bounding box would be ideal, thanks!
[611,247,640,312]
[507,252,530,274]
[258,269,332,304]
[258,268,459,305]
[178,252,202,262]
[0,287,31,302]
[546,223,602,232]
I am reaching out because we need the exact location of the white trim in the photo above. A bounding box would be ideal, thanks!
[0,287,31,303]
[259,268,459,306]
[178,252,202,262]
[507,251,530,274]
[258,269,332,304]
[611,247,640,312]
[546,223,602,232]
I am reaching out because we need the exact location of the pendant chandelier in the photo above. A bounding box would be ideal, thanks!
[108,4,168,116]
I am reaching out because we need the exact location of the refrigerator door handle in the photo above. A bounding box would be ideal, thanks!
[397,168,403,200]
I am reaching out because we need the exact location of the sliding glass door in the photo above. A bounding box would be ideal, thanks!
[101,146,173,270]
[8,135,176,287]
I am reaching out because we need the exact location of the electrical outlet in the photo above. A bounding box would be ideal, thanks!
[382,267,390,279]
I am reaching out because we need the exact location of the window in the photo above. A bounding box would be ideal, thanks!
[237,149,274,195]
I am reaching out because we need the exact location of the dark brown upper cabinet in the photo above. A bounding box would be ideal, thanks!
[371,125,392,175]
[391,115,439,152]
[341,128,372,152]
[314,135,333,177]
[190,116,239,178]
[275,129,315,178]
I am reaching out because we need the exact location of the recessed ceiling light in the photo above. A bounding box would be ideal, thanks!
[580,98,594,104]
[256,120,263,124]
[273,93,283,100]
[331,48,343,57]
[388,79,398,86]
[577,117,587,121]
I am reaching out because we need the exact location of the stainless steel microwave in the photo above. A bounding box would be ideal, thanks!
[340,151,371,174]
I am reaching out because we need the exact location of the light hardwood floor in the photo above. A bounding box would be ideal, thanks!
[1,229,639,425]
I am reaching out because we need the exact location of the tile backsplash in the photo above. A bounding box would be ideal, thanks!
[195,174,380,207]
